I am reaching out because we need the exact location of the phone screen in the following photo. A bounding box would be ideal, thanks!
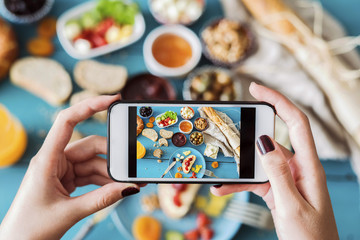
[128,105,257,180]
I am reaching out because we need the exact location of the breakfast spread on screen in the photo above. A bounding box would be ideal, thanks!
[136,105,241,179]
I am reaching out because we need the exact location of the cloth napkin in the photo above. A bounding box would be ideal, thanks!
[198,107,240,174]
[220,0,360,179]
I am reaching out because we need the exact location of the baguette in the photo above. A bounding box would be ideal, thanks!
[242,0,360,148]
[10,57,72,105]
[74,60,127,94]
[203,107,240,157]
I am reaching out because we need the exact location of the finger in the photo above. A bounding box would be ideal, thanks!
[74,174,114,187]
[70,183,140,219]
[249,82,319,168]
[278,142,293,160]
[256,135,303,205]
[65,136,107,163]
[41,94,120,156]
[210,183,270,197]
[74,156,109,178]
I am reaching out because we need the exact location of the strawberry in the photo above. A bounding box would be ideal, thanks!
[94,18,115,37]
[196,213,211,228]
[184,229,199,240]
[200,227,214,240]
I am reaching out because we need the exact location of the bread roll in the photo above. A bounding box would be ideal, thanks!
[0,18,18,80]
[10,57,72,105]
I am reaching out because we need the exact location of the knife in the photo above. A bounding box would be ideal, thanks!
[161,160,177,178]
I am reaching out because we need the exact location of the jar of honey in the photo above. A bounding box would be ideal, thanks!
[0,104,27,167]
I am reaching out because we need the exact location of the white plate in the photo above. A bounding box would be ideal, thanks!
[56,1,145,59]
[111,184,250,240]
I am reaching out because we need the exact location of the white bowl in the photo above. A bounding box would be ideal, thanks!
[183,65,243,100]
[56,1,145,59]
[143,25,202,78]
[179,120,193,134]
[155,112,178,128]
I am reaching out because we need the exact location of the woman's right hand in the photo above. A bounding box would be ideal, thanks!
[211,83,339,240]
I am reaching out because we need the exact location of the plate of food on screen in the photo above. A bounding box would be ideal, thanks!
[168,148,206,179]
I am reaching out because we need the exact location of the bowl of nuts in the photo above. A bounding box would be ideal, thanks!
[189,131,204,146]
[200,18,255,67]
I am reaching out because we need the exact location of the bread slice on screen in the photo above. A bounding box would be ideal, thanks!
[74,60,127,94]
[70,90,107,122]
[142,128,158,142]
[10,57,72,105]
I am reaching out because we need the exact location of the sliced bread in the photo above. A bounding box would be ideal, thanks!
[10,57,72,105]
[159,129,174,139]
[142,128,158,142]
[74,60,127,94]
[158,138,168,147]
[70,90,107,122]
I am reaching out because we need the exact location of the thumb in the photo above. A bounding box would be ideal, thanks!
[256,135,300,204]
[70,183,139,220]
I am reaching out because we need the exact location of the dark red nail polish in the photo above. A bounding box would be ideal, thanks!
[256,135,275,155]
[213,184,222,188]
[122,187,139,197]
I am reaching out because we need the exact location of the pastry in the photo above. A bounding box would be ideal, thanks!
[137,116,144,136]
[0,18,18,80]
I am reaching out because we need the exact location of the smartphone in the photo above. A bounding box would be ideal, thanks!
[107,101,275,184]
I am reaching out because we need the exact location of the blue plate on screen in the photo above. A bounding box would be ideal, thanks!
[111,184,250,240]
[168,147,206,178]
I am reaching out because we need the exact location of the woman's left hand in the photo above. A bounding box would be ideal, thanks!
[0,95,141,240]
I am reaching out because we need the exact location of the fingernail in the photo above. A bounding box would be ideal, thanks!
[256,135,275,155]
[121,187,139,197]
[213,184,222,188]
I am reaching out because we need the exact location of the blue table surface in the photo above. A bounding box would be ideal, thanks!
[0,0,360,239]
[137,106,240,179]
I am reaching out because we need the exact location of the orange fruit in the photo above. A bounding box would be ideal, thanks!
[175,172,183,178]
[37,17,57,38]
[27,37,54,56]
[137,141,146,159]
[211,161,219,169]
[132,216,161,240]
[0,105,27,167]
